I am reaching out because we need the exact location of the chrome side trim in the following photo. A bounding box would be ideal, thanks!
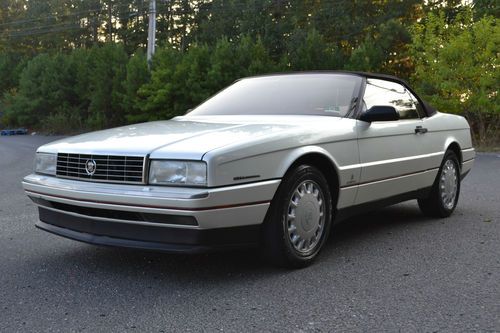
[461,148,475,163]
[354,168,439,205]
[361,167,439,186]
[338,151,444,172]
[341,167,440,189]
[461,158,474,177]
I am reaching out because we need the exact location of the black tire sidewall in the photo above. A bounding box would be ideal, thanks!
[436,151,461,216]
[264,164,333,266]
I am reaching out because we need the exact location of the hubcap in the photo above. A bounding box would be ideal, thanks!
[439,159,458,210]
[286,180,325,254]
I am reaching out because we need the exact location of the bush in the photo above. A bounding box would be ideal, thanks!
[3,53,71,127]
[2,44,130,132]
[40,110,84,135]
[122,51,150,123]
[87,44,129,129]
[137,37,279,121]
[285,29,341,71]
[410,9,499,145]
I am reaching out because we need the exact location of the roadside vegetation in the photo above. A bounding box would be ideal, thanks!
[0,1,498,147]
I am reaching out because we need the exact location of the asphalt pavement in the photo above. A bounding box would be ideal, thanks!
[1,135,499,332]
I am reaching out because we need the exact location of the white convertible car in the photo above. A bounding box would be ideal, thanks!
[23,72,475,267]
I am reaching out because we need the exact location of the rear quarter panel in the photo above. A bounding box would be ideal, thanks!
[421,112,473,165]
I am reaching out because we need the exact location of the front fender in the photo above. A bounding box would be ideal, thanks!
[276,145,341,183]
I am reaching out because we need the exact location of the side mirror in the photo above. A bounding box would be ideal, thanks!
[359,106,399,122]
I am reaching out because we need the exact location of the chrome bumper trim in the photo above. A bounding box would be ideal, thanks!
[23,174,279,229]
[35,204,200,229]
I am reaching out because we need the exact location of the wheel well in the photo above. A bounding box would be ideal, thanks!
[288,153,340,207]
[447,142,462,164]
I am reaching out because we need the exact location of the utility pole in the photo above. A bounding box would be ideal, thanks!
[107,1,112,42]
[147,0,157,69]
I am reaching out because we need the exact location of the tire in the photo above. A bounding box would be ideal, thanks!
[261,165,333,268]
[418,150,461,218]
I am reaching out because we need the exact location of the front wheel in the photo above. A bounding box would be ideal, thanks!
[418,150,461,218]
[262,165,333,268]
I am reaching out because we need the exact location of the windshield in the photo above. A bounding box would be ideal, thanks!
[187,74,362,117]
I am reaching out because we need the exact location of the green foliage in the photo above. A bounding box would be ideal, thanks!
[86,44,128,129]
[40,109,84,134]
[137,46,182,120]
[207,36,276,89]
[4,53,73,126]
[173,43,212,112]
[410,8,499,143]
[0,52,26,95]
[3,43,129,132]
[122,51,150,123]
[0,0,497,146]
[136,36,280,121]
[347,19,412,77]
[472,0,500,19]
[285,29,341,71]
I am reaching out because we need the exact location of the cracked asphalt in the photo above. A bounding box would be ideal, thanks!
[1,135,499,332]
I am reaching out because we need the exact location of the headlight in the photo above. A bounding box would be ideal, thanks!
[34,153,57,175]
[149,160,207,186]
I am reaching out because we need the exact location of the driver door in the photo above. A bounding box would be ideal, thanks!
[355,78,430,205]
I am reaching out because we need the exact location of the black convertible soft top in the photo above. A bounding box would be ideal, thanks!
[245,70,437,117]
[346,71,437,117]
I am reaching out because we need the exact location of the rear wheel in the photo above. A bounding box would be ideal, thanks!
[262,165,333,268]
[418,150,461,218]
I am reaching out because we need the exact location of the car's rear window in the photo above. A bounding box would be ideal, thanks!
[187,74,362,117]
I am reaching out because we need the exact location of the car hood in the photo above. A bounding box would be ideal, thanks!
[37,116,326,159]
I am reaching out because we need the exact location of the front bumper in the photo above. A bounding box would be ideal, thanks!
[23,174,280,252]
[36,208,260,253]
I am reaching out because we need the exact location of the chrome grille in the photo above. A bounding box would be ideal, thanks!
[56,153,145,184]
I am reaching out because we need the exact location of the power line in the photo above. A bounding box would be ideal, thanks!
[0,0,399,41]
[0,0,354,29]
[0,2,139,28]
[7,25,84,39]
[4,20,83,32]
[0,9,149,38]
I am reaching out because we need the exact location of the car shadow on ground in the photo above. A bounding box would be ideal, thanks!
[328,202,433,248]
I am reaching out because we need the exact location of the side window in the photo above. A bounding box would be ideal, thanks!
[406,90,425,118]
[363,79,421,119]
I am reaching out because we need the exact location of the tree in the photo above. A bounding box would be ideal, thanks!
[0,52,25,95]
[410,9,499,144]
[87,43,129,129]
[137,45,182,120]
[3,53,74,127]
[472,0,500,19]
[285,29,340,71]
[122,50,150,123]
[347,19,412,78]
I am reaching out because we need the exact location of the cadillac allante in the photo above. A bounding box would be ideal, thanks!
[23,72,475,267]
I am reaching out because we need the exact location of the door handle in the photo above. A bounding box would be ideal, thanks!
[415,126,428,134]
